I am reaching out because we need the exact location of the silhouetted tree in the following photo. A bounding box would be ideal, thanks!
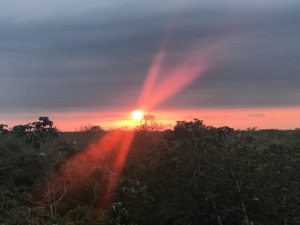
[138,114,163,131]
[0,124,9,135]
[86,125,104,133]
[12,124,33,136]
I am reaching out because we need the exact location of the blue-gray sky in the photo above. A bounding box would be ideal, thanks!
[1,0,300,115]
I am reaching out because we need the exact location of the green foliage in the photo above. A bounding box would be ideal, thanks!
[0,119,299,225]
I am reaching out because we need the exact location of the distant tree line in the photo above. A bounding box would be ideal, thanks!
[0,116,59,149]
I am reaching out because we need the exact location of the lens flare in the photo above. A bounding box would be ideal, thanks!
[45,19,228,213]
[51,130,135,209]
[137,39,227,111]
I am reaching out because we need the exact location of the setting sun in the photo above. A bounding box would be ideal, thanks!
[131,110,144,121]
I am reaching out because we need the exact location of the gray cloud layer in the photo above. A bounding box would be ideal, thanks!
[0,0,300,112]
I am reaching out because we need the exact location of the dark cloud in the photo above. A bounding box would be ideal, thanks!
[0,0,300,112]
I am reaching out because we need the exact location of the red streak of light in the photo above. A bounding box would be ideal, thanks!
[137,40,226,111]
[143,51,208,110]
[137,23,172,110]
[99,131,135,209]
[56,130,135,209]
[138,50,165,110]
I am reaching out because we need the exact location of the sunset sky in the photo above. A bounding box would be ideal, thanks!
[1,0,300,130]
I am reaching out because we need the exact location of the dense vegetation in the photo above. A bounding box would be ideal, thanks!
[0,118,299,225]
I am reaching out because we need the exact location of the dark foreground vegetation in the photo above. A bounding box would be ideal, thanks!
[0,118,300,225]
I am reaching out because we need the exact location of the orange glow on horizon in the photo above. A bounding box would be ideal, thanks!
[4,107,300,131]
[3,107,300,131]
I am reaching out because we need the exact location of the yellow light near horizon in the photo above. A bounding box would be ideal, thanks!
[131,110,144,121]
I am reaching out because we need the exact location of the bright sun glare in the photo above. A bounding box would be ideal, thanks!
[131,110,144,121]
